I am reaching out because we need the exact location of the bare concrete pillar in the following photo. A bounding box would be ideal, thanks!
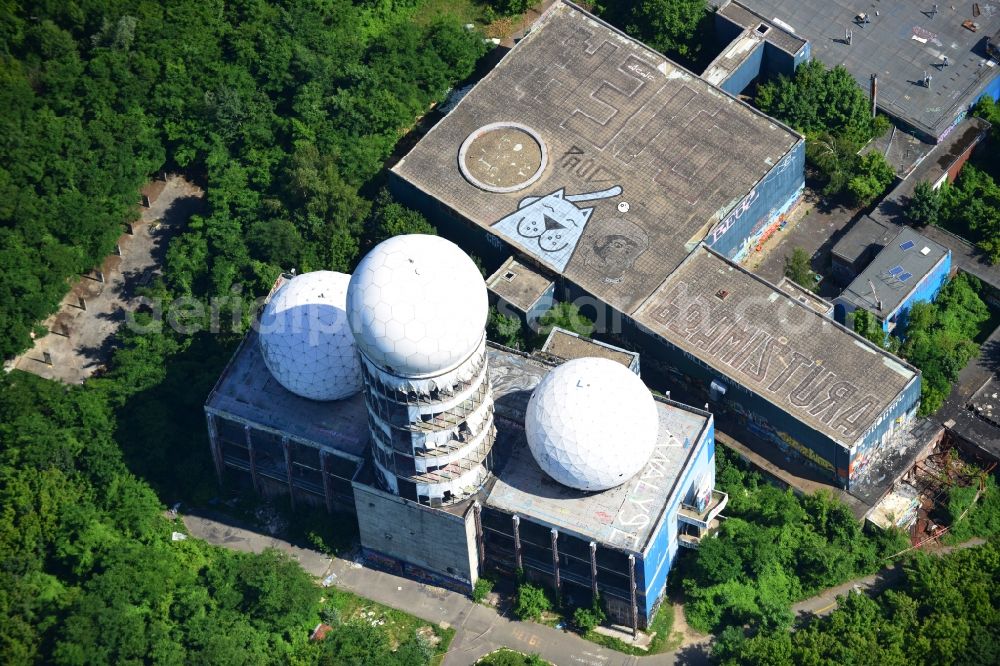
[512,515,522,571]
[282,437,296,510]
[590,541,599,599]
[141,194,150,207]
[628,554,638,636]
[206,412,225,484]
[78,297,87,311]
[473,501,485,570]
[125,223,134,235]
[244,425,260,494]
[320,451,334,514]
[115,243,122,256]
[96,270,104,284]
[42,351,52,366]
[550,528,560,595]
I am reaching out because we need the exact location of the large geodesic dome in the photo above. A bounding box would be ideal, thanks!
[258,271,362,401]
[347,234,488,377]
[525,357,659,491]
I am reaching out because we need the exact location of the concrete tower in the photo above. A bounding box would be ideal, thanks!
[347,234,496,506]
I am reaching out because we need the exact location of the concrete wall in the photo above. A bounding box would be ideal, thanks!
[714,10,808,94]
[706,140,806,263]
[391,175,510,274]
[352,480,478,591]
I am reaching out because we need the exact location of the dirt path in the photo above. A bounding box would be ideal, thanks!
[8,175,204,384]
[791,537,986,619]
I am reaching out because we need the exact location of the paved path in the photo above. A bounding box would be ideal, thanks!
[9,175,204,383]
[184,510,708,665]
[184,509,985,663]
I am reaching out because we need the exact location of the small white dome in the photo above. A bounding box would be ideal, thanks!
[258,271,362,401]
[525,357,659,491]
[347,235,487,377]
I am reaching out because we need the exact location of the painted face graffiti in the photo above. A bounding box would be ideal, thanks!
[492,185,623,272]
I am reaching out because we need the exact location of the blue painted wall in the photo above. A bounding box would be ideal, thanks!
[526,283,556,326]
[849,375,921,482]
[885,251,952,333]
[705,140,806,264]
[637,419,715,619]
[719,41,765,96]
[714,10,807,95]
[972,71,1000,106]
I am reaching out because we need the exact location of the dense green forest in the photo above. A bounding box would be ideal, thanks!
[0,0,487,359]
[711,540,1000,665]
[0,0,490,663]
[677,447,909,635]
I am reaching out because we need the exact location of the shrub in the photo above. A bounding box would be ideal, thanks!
[573,596,606,633]
[473,577,495,603]
[515,583,552,621]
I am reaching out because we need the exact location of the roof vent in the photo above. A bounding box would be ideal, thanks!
[920,246,931,256]
[503,270,517,281]
[716,289,730,300]
[756,23,770,34]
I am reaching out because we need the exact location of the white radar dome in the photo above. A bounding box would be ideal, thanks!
[258,271,362,401]
[525,357,659,491]
[347,234,487,377]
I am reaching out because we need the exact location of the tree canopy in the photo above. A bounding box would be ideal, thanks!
[592,0,709,64]
[678,447,908,635]
[712,540,1000,666]
[783,247,817,290]
[0,1,488,663]
[0,0,487,359]
[898,273,990,415]
[934,165,1000,264]
[757,60,891,200]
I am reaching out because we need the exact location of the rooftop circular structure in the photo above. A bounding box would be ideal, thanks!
[258,271,362,401]
[458,122,547,193]
[525,357,659,491]
[347,234,488,377]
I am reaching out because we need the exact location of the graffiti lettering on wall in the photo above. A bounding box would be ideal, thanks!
[851,406,913,481]
[648,281,881,441]
[708,189,758,245]
[725,399,835,473]
[708,146,800,249]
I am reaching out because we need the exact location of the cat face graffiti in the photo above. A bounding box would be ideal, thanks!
[491,186,621,273]
[514,189,593,249]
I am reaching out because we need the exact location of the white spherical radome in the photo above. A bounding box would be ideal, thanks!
[525,357,659,491]
[258,271,362,401]
[347,234,488,377]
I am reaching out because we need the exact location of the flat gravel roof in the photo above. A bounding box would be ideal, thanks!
[394,1,799,315]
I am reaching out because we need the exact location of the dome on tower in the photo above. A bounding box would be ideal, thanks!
[258,271,362,401]
[347,234,488,377]
[525,357,659,491]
